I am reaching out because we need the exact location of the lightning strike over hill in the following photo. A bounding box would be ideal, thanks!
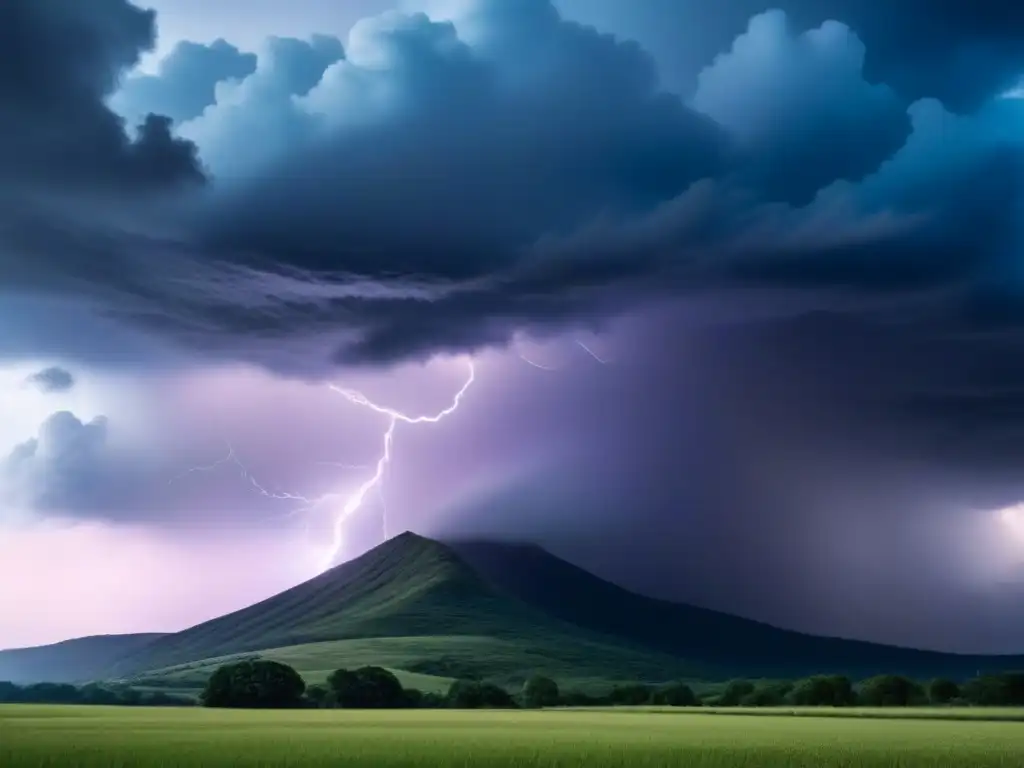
[172,359,477,572]
[322,358,475,568]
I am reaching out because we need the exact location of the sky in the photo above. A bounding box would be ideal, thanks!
[4,0,1024,654]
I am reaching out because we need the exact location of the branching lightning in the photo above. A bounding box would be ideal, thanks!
[319,358,475,569]
[173,341,606,571]
[172,359,476,572]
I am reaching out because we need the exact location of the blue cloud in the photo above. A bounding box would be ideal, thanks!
[111,39,257,125]
[691,10,910,203]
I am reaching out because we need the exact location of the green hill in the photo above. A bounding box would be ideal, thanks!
[10,533,1024,690]
[109,533,700,688]
[0,634,166,684]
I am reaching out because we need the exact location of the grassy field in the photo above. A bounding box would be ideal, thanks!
[5,705,1024,767]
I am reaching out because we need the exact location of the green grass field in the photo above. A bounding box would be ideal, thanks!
[4,705,1024,767]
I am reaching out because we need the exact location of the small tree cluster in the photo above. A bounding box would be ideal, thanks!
[201,660,306,708]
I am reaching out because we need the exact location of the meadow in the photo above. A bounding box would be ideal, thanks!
[4,705,1024,767]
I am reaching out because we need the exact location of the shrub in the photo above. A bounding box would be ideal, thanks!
[522,675,560,708]
[201,660,305,708]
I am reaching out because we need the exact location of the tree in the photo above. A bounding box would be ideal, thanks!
[788,675,856,706]
[651,682,698,707]
[608,684,652,706]
[927,678,960,705]
[717,679,755,706]
[201,660,306,708]
[305,683,330,708]
[327,666,406,708]
[741,681,793,707]
[963,673,1024,706]
[859,675,924,707]
[522,675,560,708]
[446,680,516,708]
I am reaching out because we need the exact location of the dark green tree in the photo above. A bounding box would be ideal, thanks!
[859,675,924,707]
[927,678,960,704]
[608,683,652,706]
[651,682,698,707]
[305,683,331,708]
[717,679,756,706]
[446,680,516,708]
[522,675,560,708]
[201,660,306,708]
[741,681,793,707]
[963,672,1024,706]
[326,666,406,708]
[788,675,856,706]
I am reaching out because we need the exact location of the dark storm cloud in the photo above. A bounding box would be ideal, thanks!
[559,0,1024,111]
[111,39,257,124]
[0,0,204,193]
[25,367,75,394]
[2,0,1024,385]
[690,11,911,203]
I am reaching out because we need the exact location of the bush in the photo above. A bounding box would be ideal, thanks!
[651,682,698,707]
[201,660,305,709]
[327,666,407,708]
[446,680,517,708]
[788,675,856,706]
[741,681,793,707]
[522,675,560,708]
[718,679,756,706]
[927,678,960,705]
[304,683,330,708]
[963,672,1024,706]
[608,684,653,706]
[859,675,925,707]
[558,690,606,707]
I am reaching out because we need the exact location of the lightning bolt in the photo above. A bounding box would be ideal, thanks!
[320,358,475,569]
[171,360,475,571]
[576,339,610,364]
[518,353,558,371]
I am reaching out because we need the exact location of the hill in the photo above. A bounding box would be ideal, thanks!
[11,533,1024,688]
[448,540,1024,679]
[0,634,165,684]
[109,532,700,688]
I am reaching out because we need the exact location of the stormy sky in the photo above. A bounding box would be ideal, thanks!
[3,0,1024,654]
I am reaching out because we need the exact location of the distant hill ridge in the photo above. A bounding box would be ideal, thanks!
[3,532,1023,685]
[0,633,166,684]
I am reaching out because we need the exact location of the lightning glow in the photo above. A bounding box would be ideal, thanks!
[322,358,475,569]
[174,339,612,572]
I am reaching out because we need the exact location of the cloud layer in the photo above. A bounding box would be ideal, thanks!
[2,0,1024,470]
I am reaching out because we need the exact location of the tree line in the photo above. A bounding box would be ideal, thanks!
[197,660,1024,709]
[4,665,1022,709]
[0,680,193,707]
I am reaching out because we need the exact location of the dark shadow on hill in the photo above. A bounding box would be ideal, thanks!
[446,539,1024,679]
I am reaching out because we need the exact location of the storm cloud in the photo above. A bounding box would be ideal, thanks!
[2,0,1024,512]
[559,0,1024,111]
[0,0,204,194]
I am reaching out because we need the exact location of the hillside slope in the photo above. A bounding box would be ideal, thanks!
[448,540,1024,679]
[0,634,165,684]
[109,533,698,684]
